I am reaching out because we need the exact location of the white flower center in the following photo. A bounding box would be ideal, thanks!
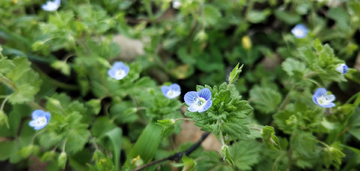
[115,69,126,78]
[293,29,304,36]
[34,116,47,126]
[317,95,334,105]
[195,97,206,106]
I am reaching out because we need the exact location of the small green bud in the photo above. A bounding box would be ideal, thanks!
[182,155,195,171]
[228,63,244,85]
[195,30,208,42]
[285,115,297,125]
[41,151,57,162]
[58,152,67,169]
[0,111,10,128]
[18,145,39,158]
[131,155,144,167]
[86,99,101,115]
[51,61,71,76]
[221,145,234,166]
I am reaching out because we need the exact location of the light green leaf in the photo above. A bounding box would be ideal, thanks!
[281,58,307,77]
[100,127,122,170]
[230,139,262,170]
[58,152,67,169]
[247,9,271,23]
[182,155,196,171]
[249,86,282,114]
[261,126,280,151]
[0,58,15,74]
[65,128,91,154]
[203,5,221,26]
[0,111,9,129]
[274,9,301,24]
[128,122,162,162]
[221,145,234,166]
[51,61,71,76]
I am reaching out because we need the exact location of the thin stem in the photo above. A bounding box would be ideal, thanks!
[317,139,331,148]
[31,129,46,144]
[218,120,225,145]
[0,76,17,90]
[174,118,193,122]
[92,138,99,151]
[28,101,46,111]
[278,86,295,111]
[62,138,68,152]
[307,78,322,87]
[0,96,10,111]
[249,127,262,132]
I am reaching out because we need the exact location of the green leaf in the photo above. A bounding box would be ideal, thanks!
[65,128,91,154]
[298,47,316,67]
[100,127,122,170]
[128,122,162,162]
[17,145,39,158]
[0,141,15,161]
[5,57,30,81]
[274,9,301,24]
[291,131,317,157]
[182,155,196,171]
[261,126,280,151]
[0,58,15,74]
[281,58,306,77]
[314,39,323,52]
[203,5,221,26]
[230,139,262,170]
[249,86,282,114]
[86,99,101,115]
[247,9,271,23]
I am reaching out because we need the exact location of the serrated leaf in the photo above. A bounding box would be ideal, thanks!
[281,58,307,76]
[65,128,91,153]
[230,140,262,170]
[291,131,317,157]
[298,47,316,67]
[0,58,15,74]
[249,86,282,114]
[5,57,30,81]
[222,121,250,141]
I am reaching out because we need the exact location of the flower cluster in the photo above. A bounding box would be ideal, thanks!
[29,110,51,130]
[41,0,61,11]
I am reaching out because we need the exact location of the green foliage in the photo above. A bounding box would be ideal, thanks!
[181,155,196,171]
[249,86,282,114]
[230,139,262,170]
[261,126,280,151]
[185,83,253,141]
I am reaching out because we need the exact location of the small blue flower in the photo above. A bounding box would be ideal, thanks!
[162,83,181,99]
[312,88,335,108]
[107,62,130,80]
[291,24,308,38]
[41,0,61,11]
[335,64,349,75]
[184,88,213,113]
[172,0,182,9]
[29,110,51,130]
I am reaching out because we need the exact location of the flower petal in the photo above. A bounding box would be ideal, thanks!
[169,83,181,92]
[123,66,130,75]
[161,86,169,96]
[184,91,198,106]
[188,104,202,112]
[313,88,327,98]
[32,110,45,120]
[107,68,116,78]
[197,88,211,101]
[198,100,213,113]
[319,102,335,108]
[45,112,51,122]
[113,62,126,69]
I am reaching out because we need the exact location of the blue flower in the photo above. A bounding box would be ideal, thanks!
[41,0,61,11]
[184,88,213,113]
[161,83,181,99]
[312,88,335,108]
[107,62,130,80]
[335,64,349,75]
[29,110,51,130]
[291,24,308,38]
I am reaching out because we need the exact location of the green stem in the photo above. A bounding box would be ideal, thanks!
[33,67,79,90]
[278,86,295,111]
[0,76,17,91]
[344,91,360,104]
[31,129,46,144]
[249,127,262,132]
[0,96,10,111]
[174,118,193,122]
